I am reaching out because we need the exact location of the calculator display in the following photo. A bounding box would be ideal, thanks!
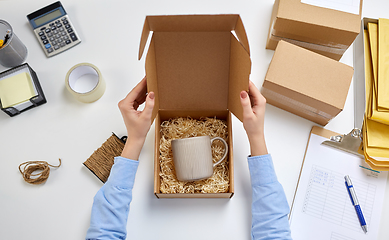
[34,9,62,26]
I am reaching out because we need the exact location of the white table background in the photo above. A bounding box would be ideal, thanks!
[0,0,388,239]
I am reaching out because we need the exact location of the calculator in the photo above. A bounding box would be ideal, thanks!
[27,1,81,57]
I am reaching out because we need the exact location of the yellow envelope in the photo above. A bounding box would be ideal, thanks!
[366,24,389,124]
[377,18,389,110]
[364,29,373,118]
[363,117,389,170]
[365,116,389,148]
[368,23,378,98]
[364,156,389,171]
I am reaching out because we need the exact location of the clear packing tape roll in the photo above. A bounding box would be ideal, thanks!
[65,63,105,103]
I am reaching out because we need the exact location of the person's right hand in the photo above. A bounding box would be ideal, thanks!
[118,77,155,160]
[240,81,268,156]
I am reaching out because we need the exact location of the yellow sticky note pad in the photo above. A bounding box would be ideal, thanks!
[377,18,389,110]
[0,72,36,108]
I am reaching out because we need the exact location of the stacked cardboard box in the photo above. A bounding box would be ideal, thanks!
[262,41,353,126]
[263,0,362,125]
[266,0,363,60]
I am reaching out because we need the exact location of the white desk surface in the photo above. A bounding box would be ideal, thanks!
[0,0,388,239]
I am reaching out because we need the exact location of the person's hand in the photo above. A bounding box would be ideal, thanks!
[118,77,155,160]
[240,81,268,156]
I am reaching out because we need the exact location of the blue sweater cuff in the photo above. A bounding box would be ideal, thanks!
[247,154,278,187]
[105,156,139,189]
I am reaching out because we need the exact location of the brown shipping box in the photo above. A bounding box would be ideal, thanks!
[262,40,353,126]
[266,0,362,60]
[138,15,251,198]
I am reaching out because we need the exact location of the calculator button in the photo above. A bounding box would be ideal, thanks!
[40,27,46,31]
[45,43,51,49]
[41,35,47,40]
[47,48,53,53]
[47,32,53,37]
[55,20,60,24]
[56,34,61,39]
[50,37,55,41]
[52,40,57,45]
[63,20,68,25]
[50,23,55,27]
[59,27,64,32]
[43,40,49,44]
[54,30,58,34]
[69,33,78,41]
[61,32,66,36]
[54,45,60,50]
[51,26,56,31]
[65,40,71,45]
[56,23,62,28]
[61,17,67,21]
[60,42,66,47]
[65,24,71,29]
[63,35,69,40]
[67,28,73,33]
[38,31,44,36]
[45,28,51,33]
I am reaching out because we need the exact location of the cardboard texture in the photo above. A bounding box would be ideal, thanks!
[262,40,353,126]
[138,15,251,198]
[266,0,362,60]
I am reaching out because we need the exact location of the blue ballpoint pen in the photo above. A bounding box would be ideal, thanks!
[345,175,368,233]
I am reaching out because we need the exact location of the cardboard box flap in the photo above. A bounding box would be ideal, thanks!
[145,37,160,121]
[150,31,231,113]
[228,34,250,122]
[140,14,251,121]
[139,17,151,61]
[139,15,250,60]
[233,16,250,55]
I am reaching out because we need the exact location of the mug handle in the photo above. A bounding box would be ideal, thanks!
[211,137,228,168]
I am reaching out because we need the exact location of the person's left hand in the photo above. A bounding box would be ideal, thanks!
[118,77,155,160]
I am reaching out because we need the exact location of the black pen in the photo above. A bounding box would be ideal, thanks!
[3,29,11,46]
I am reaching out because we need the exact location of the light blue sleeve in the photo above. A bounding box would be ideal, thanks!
[86,156,139,240]
[248,154,292,240]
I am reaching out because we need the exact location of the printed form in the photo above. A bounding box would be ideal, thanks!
[290,133,388,240]
[301,0,361,15]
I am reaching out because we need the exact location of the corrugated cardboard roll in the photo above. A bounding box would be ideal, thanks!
[65,63,105,103]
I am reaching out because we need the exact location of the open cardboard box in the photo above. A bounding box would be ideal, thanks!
[138,15,251,198]
[262,40,353,126]
[266,0,363,61]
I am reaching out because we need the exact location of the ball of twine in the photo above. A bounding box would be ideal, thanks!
[18,159,62,185]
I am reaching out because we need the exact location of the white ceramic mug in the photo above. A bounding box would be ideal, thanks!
[171,136,228,181]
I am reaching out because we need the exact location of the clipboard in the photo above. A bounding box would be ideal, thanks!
[289,126,388,240]
[289,125,337,215]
